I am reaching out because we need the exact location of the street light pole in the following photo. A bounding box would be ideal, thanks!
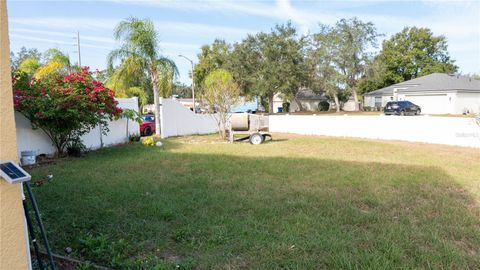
[178,55,195,113]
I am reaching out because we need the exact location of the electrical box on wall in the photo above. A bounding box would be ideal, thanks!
[0,160,31,184]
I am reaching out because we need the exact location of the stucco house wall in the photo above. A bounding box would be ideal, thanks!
[0,1,29,268]
[454,92,480,114]
[364,95,393,109]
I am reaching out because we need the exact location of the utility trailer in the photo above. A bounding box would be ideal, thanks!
[228,113,271,145]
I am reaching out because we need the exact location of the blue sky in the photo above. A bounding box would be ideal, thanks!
[7,0,480,84]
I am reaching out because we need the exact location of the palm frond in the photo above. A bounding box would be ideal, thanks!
[157,57,179,78]
[113,17,158,61]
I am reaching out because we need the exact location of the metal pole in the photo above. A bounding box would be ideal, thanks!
[77,31,81,67]
[191,60,195,114]
[178,55,195,113]
[24,182,56,270]
[23,199,45,270]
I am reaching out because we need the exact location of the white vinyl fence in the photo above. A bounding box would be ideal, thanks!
[160,98,218,138]
[16,97,140,156]
[269,115,480,148]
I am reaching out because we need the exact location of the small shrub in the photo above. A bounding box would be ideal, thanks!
[318,101,330,111]
[160,209,175,221]
[173,227,192,243]
[78,234,131,268]
[66,137,86,157]
[363,106,372,112]
[128,133,141,142]
[282,102,290,112]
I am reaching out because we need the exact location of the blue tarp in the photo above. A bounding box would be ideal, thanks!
[230,97,259,113]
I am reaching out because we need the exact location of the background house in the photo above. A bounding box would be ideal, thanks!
[272,89,328,113]
[364,73,480,114]
[290,89,328,112]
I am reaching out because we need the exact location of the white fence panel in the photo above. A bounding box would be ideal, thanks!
[15,97,140,156]
[15,113,56,156]
[102,98,140,146]
[160,98,218,138]
[269,115,480,148]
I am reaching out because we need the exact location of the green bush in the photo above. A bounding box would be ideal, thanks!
[66,137,86,157]
[128,133,141,142]
[318,101,330,111]
[78,234,131,268]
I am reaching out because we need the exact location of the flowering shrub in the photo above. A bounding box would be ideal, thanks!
[141,137,155,146]
[13,67,123,155]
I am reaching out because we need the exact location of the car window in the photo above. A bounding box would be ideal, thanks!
[142,115,154,121]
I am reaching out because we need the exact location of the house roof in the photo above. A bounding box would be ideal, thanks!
[295,88,327,100]
[364,73,480,96]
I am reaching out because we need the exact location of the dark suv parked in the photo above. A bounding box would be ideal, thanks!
[384,101,421,116]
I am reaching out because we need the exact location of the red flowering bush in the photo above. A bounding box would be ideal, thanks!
[13,67,123,155]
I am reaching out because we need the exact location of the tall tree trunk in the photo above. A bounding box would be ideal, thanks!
[268,93,274,113]
[333,93,340,112]
[352,89,359,111]
[152,74,161,136]
[293,96,303,112]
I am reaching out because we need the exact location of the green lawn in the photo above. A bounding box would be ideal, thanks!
[29,134,480,269]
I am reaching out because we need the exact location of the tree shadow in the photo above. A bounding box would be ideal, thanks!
[30,145,480,269]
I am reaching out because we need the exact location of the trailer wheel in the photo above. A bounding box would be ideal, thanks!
[249,133,264,145]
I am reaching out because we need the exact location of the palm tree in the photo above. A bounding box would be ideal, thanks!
[107,17,178,136]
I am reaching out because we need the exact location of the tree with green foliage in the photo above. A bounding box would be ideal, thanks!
[230,23,307,112]
[10,47,41,71]
[13,48,71,79]
[193,39,232,93]
[108,17,178,135]
[203,69,240,139]
[106,66,151,109]
[34,48,71,79]
[43,48,71,67]
[327,18,380,111]
[17,57,40,75]
[359,27,458,94]
[307,25,346,112]
[380,27,457,85]
[172,82,192,98]
[358,57,388,95]
[157,60,179,98]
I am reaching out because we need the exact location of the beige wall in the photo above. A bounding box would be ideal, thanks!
[0,0,29,268]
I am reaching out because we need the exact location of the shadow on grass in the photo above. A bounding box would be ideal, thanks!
[29,143,480,269]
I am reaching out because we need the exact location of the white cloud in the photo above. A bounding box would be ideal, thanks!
[10,28,117,44]
[9,17,118,30]
[9,16,256,40]
[10,33,113,50]
[8,0,479,78]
